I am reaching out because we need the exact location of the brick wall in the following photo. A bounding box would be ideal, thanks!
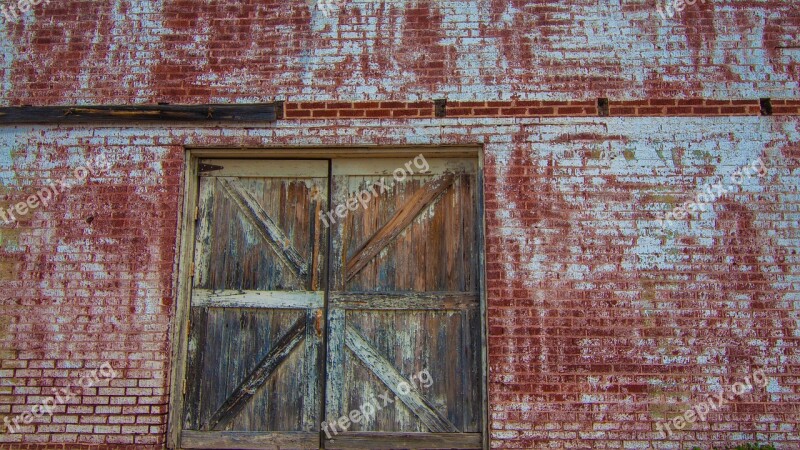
[0,137,182,446]
[0,0,798,449]
[0,0,798,104]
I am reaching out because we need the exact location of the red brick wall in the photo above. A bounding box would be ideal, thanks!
[1,1,798,103]
[0,140,183,446]
[0,0,799,449]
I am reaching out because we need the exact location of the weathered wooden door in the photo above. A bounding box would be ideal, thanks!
[178,156,483,449]
[180,160,328,449]
[324,158,483,449]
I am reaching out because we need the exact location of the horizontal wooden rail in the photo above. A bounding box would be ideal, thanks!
[181,431,318,449]
[330,292,479,310]
[0,103,279,124]
[192,290,324,309]
[326,432,483,449]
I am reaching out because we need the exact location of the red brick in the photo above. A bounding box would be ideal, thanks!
[692,106,722,114]
[515,100,543,107]
[486,101,514,107]
[527,107,556,115]
[326,101,352,109]
[567,100,596,106]
[311,109,338,117]
[380,101,407,108]
[555,106,588,114]
[447,107,473,116]
[285,109,311,118]
[365,109,392,118]
[392,109,420,117]
[299,101,326,109]
[501,107,528,115]
[772,106,800,115]
[649,99,677,106]
[613,100,650,106]
[473,107,500,115]
[456,101,487,107]
[677,98,706,106]
[637,106,665,114]
[353,101,381,109]
[720,106,749,114]
[609,107,636,115]
[665,106,693,114]
[541,100,570,107]
[338,109,366,117]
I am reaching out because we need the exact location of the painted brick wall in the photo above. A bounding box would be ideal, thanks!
[0,135,183,446]
[0,1,798,449]
[0,118,796,449]
[0,0,797,103]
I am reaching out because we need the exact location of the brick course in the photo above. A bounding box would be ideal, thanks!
[281,99,798,118]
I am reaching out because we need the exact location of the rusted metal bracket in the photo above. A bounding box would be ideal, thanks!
[198,163,225,173]
[434,99,447,118]
[760,98,773,116]
[598,98,609,116]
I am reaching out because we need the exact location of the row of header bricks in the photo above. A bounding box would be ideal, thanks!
[283,99,800,118]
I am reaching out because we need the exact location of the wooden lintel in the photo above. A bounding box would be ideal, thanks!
[0,103,279,124]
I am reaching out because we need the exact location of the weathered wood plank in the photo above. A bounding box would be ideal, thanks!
[220,309,244,428]
[328,173,348,291]
[324,308,347,422]
[344,325,459,433]
[204,316,307,431]
[330,292,479,310]
[167,154,201,447]
[192,290,324,309]
[331,158,476,176]
[462,309,475,432]
[0,104,277,124]
[181,430,318,449]
[426,175,445,291]
[302,309,322,432]
[191,147,480,159]
[218,177,309,279]
[325,432,482,449]
[310,194,324,291]
[182,307,209,430]
[198,159,329,178]
[345,173,455,281]
[192,177,216,289]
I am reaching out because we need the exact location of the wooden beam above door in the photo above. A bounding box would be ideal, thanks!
[0,103,279,124]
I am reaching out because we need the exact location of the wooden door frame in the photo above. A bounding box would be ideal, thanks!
[167,146,488,450]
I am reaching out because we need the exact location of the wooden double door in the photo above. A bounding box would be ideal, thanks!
[177,157,483,449]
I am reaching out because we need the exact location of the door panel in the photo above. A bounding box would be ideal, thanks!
[332,159,477,292]
[325,158,482,449]
[181,160,328,449]
[178,156,483,450]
